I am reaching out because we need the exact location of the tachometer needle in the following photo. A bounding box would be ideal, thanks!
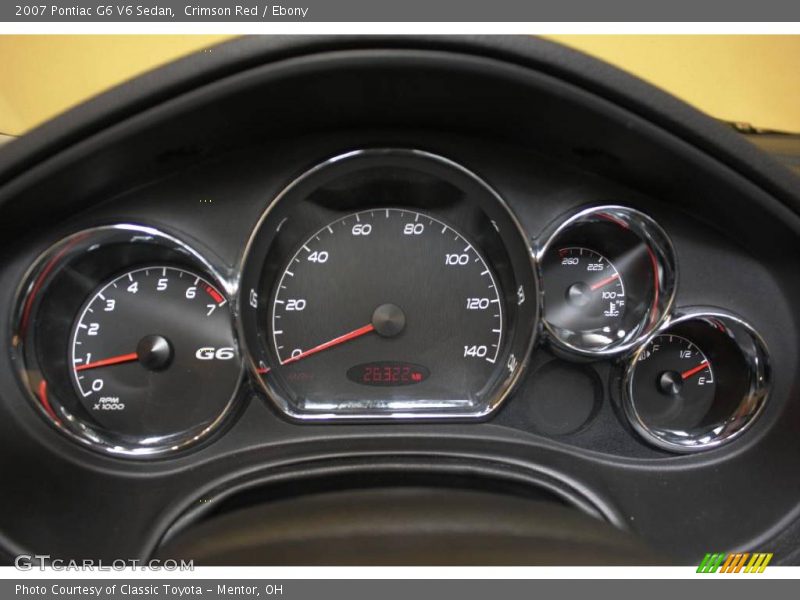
[75,352,139,372]
[590,272,621,291]
[681,361,709,380]
[281,324,376,366]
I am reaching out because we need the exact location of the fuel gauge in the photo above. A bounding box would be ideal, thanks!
[623,309,769,452]
[629,334,715,432]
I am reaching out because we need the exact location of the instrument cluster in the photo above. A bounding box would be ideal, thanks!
[11,149,770,458]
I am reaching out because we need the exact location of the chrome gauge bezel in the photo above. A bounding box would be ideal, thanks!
[238,148,540,421]
[536,205,678,359]
[621,308,770,453]
[11,224,244,459]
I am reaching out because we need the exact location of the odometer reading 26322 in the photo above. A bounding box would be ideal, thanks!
[268,209,504,409]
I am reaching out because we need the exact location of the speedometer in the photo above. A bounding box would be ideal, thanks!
[240,149,538,420]
[269,208,503,407]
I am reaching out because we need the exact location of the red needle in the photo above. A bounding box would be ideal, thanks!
[281,324,375,366]
[681,361,710,380]
[75,352,139,372]
[590,272,621,291]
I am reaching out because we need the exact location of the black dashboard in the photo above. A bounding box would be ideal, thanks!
[1,36,799,565]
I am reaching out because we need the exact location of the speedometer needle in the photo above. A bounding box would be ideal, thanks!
[75,352,139,372]
[281,324,376,366]
[681,361,710,380]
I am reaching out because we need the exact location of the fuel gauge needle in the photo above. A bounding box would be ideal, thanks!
[681,361,710,380]
[75,352,139,372]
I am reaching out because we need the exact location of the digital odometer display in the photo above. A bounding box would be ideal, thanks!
[347,361,430,386]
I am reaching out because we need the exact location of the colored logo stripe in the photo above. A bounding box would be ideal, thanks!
[697,552,773,573]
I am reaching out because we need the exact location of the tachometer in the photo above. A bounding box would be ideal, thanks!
[69,266,240,438]
[13,225,244,457]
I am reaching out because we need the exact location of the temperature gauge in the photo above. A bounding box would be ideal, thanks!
[541,247,627,346]
[538,206,676,357]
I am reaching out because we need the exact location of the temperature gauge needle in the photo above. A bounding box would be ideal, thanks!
[75,352,138,372]
[590,272,621,291]
[681,360,710,380]
[281,324,376,366]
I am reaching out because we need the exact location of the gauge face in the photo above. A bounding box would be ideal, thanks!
[623,312,769,452]
[630,334,715,431]
[541,247,626,345]
[539,207,677,356]
[265,208,504,410]
[240,149,538,419]
[69,266,240,438]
